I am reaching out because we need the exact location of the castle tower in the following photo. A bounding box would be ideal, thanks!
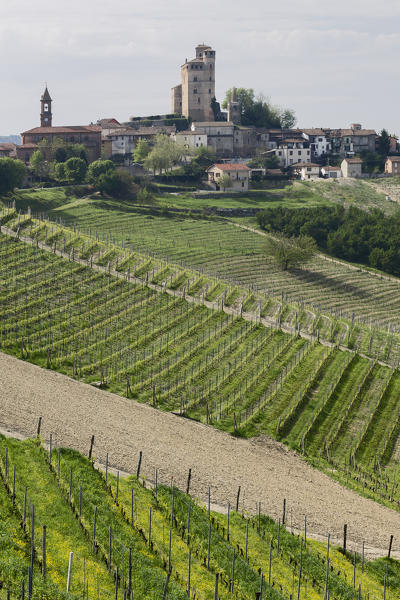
[40,86,52,127]
[172,44,216,122]
[227,87,241,124]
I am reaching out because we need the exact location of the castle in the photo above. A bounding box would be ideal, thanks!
[171,44,216,122]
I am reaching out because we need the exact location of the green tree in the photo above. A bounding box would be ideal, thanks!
[133,140,151,163]
[222,88,296,129]
[144,135,184,174]
[265,234,317,271]
[87,159,115,183]
[29,150,49,180]
[97,170,138,199]
[219,174,233,191]
[377,129,391,157]
[63,157,87,184]
[53,162,67,183]
[0,158,26,194]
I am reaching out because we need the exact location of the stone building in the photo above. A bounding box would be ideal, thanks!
[206,163,250,191]
[18,87,101,163]
[385,156,400,175]
[171,44,216,122]
[341,157,363,178]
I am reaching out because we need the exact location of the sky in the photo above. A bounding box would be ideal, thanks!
[1,0,400,136]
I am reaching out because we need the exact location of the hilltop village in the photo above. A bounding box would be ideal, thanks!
[1,43,399,191]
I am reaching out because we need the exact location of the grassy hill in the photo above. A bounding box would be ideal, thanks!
[0,436,398,599]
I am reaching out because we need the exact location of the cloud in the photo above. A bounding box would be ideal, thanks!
[1,0,399,134]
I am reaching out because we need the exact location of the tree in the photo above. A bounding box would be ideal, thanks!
[133,140,151,163]
[87,159,115,183]
[30,150,49,180]
[0,158,26,194]
[53,162,67,183]
[97,170,138,199]
[222,87,296,129]
[265,234,317,271]
[219,174,233,191]
[63,157,87,184]
[377,129,391,157]
[248,154,280,169]
[144,135,184,174]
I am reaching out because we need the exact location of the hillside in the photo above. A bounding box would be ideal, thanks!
[1,433,400,598]
[1,221,400,512]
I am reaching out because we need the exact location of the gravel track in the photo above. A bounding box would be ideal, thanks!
[0,350,399,559]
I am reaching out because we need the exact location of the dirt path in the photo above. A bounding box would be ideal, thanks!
[0,351,399,559]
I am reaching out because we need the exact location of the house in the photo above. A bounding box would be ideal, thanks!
[330,125,376,157]
[272,138,311,168]
[104,126,176,159]
[385,156,400,175]
[290,162,320,180]
[206,163,250,191]
[0,143,17,158]
[301,129,331,160]
[341,157,363,178]
[173,130,207,150]
[192,121,235,155]
[320,166,342,179]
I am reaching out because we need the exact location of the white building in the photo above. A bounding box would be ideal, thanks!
[173,130,207,150]
[290,162,320,180]
[301,129,331,158]
[272,138,311,168]
[321,166,342,179]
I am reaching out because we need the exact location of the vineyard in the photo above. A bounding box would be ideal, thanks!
[37,197,400,344]
[1,435,399,599]
[4,199,400,366]
[2,223,400,502]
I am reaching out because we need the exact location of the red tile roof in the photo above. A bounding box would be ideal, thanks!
[343,158,363,164]
[21,125,101,135]
[208,163,251,171]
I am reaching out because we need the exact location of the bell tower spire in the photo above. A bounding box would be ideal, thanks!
[40,85,52,127]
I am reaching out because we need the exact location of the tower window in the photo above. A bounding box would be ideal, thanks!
[44,103,49,111]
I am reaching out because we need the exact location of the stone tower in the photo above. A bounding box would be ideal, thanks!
[171,44,216,122]
[40,86,52,127]
[227,87,241,124]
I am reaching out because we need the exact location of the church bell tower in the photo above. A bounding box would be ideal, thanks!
[40,86,52,127]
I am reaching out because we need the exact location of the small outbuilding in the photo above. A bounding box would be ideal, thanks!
[341,157,363,178]
[320,165,342,179]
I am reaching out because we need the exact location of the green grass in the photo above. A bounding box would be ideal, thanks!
[2,436,398,599]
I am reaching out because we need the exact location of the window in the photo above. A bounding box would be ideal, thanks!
[44,103,49,111]
[278,151,282,156]
[289,151,293,156]
[208,89,211,94]
[193,76,198,82]
[198,98,200,103]
[193,89,197,94]
[215,172,220,177]
[298,151,301,155]
[307,167,312,172]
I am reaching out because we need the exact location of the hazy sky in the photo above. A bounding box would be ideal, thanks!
[1,0,399,135]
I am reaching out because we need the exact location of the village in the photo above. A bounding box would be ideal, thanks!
[0,42,399,193]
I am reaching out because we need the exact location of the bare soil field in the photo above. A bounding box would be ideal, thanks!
[0,350,399,559]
